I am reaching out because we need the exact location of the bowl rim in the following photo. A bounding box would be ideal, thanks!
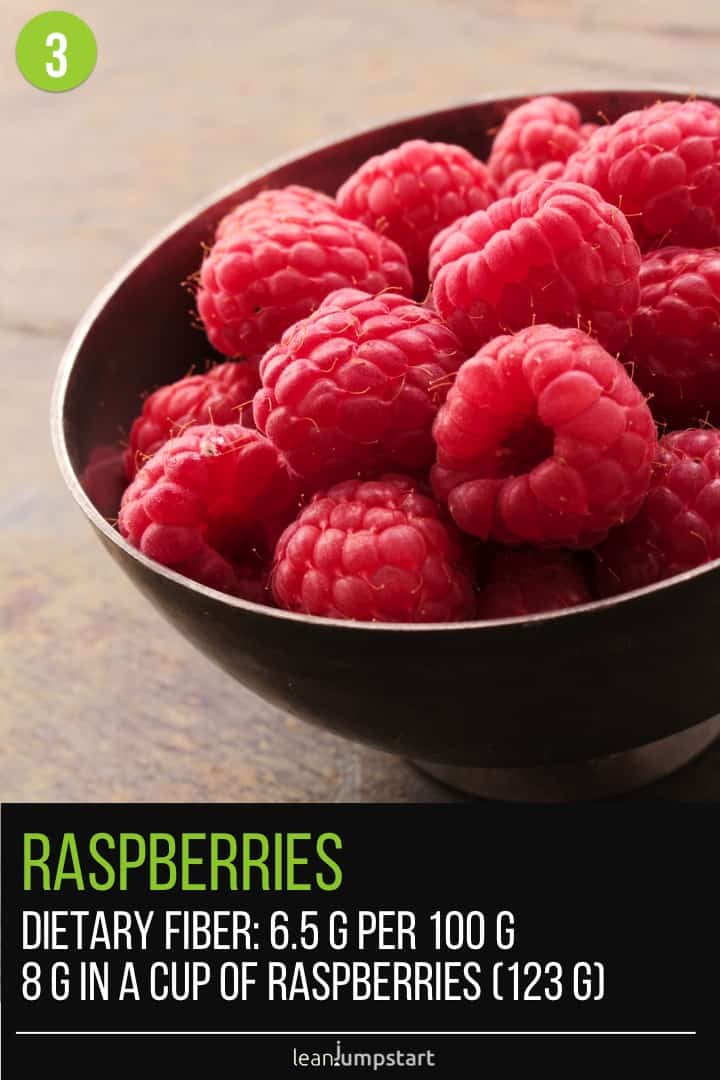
[51,83,720,634]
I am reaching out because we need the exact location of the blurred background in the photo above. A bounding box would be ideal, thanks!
[3,0,720,800]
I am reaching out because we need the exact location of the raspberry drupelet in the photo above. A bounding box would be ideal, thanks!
[214,185,338,243]
[197,189,413,360]
[596,428,720,596]
[253,288,465,490]
[476,547,592,619]
[500,117,599,198]
[563,98,720,250]
[428,179,641,354]
[271,475,476,622]
[620,246,720,427]
[118,424,301,600]
[487,96,586,191]
[500,160,566,198]
[579,122,600,142]
[336,139,495,295]
[124,360,260,479]
[431,325,658,548]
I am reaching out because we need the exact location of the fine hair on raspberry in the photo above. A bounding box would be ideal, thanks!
[431,324,658,547]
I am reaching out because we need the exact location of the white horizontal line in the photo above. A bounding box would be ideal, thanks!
[15,1031,698,1036]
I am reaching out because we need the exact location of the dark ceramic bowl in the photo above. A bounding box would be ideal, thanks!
[52,88,720,800]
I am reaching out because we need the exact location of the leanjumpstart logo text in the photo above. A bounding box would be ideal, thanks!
[291,1042,437,1069]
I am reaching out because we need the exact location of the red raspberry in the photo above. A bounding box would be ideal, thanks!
[124,361,260,479]
[336,139,495,295]
[431,325,657,547]
[80,445,127,518]
[272,475,476,622]
[215,185,337,242]
[501,122,600,197]
[253,288,465,489]
[488,96,585,189]
[596,428,720,595]
[476,547,592,619]
[119,424,300,600]
[197,191,412,360]
[580,122,600,142]
[428,180,641,353]
[501,160,565,198]
[621,247,720,427]
[231,561,273,606]
[563,98,720,250]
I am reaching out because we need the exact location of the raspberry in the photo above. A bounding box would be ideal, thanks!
[197,190,412,360]
[431,325,657,547]
[336,139,495,294]
[501,160,565,198]
[596,428,720,595]
[80,445,127,518]
[580,122,600,142]
[428,180,641,353]
[272,475,476,622]
[488,96,586,189]
[253,288,465,489]
[215,185,337,242]
[231,561,273,606]
[476,547,592,618]
[502,122,600,196]
[620,247,720,427]
[124,360,260,479]
[118,424,300,600]
[563,98,720,250]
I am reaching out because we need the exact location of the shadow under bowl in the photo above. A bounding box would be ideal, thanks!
[52,88,720,800]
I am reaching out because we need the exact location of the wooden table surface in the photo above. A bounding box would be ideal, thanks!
[2,0,720,802]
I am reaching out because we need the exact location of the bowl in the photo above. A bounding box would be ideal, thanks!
[52,88,720,801]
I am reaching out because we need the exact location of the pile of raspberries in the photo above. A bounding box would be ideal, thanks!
[118,95,720,623]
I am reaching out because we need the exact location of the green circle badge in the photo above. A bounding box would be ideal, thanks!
[16,11,97,92]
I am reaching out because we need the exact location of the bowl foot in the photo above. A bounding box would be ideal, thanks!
[412,715,720,802]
